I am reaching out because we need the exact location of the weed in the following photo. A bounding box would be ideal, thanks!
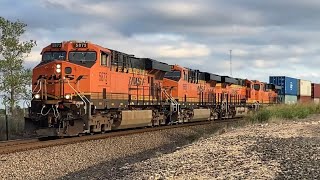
[248,103,320,123]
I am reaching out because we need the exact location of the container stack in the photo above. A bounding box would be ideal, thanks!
[269,76,298,104]
[298,80,312,103]
[312,83,320,104]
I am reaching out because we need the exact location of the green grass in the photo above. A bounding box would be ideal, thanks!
[248,103,320,123]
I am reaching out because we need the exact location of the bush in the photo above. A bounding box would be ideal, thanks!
[249,109,272,123]
[248,103,320,123]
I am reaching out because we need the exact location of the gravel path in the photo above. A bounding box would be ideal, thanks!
[0,122,235,180]
[119,117,320,180]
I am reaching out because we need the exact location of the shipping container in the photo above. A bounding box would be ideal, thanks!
[314,98,320,104]
[278,95,297,104]
[312,83,320,98]
[299,79,311,96]
[298,96,312,104]
[269,76,298,95]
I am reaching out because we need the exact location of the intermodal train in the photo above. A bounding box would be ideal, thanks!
[25,41,280,137]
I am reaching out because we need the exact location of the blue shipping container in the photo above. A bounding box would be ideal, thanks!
[269,76,298,95]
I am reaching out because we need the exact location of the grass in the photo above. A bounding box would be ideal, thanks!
[248,103,320,123]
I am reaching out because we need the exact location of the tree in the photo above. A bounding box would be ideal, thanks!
[0,17,36,112]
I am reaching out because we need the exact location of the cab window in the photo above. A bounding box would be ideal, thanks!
[69,51,97,62]
[253,84,260,91]
[101,52,110,66]
[42,51,66,61]
[183,71,188,81]
[164,70,181,81]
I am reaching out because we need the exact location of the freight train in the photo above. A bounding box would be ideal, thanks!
[25,41,280,137]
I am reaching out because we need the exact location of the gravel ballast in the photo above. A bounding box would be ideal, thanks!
[120,117,320,179]
[0,122,234,180]
[1,117,320,179]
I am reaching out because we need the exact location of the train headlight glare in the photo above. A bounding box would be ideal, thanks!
[56,68,61,73]
[34,94,40,99]
[56,64,61,69]
[65,94,71,100]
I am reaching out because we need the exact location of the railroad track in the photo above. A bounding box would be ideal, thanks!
[0,118,244,155]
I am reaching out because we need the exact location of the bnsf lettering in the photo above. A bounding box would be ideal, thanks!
[36,74,86,82]
[129,77,145,86]
[197,86,205,92]
[37,74,61,81]
[75,75,86,82]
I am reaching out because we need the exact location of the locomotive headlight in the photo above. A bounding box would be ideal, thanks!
[56,64,61,73]
[65,94,71,100]
[34,94,40,99]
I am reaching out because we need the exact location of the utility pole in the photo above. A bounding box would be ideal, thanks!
[230,49,232,76]
[5,105,9,140]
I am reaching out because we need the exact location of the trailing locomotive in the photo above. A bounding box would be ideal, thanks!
[25,41,279,137]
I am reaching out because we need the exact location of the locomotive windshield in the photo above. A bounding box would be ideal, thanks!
[164,70,181,81]
[69,51,97,61]
[42,51,66,61]
[253,84,260,91]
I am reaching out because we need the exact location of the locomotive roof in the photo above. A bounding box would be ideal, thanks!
[221,76,238,84]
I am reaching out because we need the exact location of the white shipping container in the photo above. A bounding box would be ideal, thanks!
[314,98,320,104]
[279,95,298,104]
[299,79,311,96]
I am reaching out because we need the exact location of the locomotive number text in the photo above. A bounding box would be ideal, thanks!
[99,72,107,82]
[74,43,88,48]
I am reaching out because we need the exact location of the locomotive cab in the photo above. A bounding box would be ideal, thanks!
[26,41,101,136]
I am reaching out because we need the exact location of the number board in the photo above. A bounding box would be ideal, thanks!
[51,43,62,48]
[74,43,88,48]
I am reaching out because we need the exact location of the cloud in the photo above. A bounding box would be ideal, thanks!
[156,43,210,58]
[253,59,277,69]
[1,0,320,83]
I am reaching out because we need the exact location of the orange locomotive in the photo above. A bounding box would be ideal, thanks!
[25,41,279,137]
[245,80,279,104]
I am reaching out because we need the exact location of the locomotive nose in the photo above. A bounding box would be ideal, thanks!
[32,61,65,100]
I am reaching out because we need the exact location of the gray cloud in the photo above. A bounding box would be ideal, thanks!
[1,0,320,83]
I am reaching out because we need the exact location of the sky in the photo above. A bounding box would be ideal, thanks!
[1,0,320,83]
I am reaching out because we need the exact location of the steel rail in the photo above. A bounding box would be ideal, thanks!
[0,118,244,155]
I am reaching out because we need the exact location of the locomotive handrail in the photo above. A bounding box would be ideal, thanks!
[32,80,41,94]
[31,79,45,101]
[66,79,90,115]
[162,89,180,113]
